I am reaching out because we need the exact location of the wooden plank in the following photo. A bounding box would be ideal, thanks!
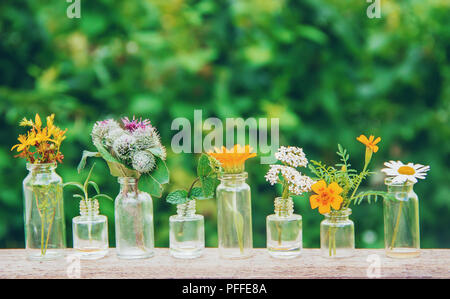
[0,249,448,279]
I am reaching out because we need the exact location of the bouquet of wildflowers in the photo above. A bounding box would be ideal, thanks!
[308,134,385,256]
[79,116,169,197]
[11,113,67,164]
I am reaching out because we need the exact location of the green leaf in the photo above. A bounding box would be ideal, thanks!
[63,182,85,194]
[141,156,169,198]
[151,157,169,185]
[191,186,212,200]
[192,176,218,200]
[92,194,114,201]
[88,181,100,195]
[147,147,165,159]
[166,190,190,205]
[143,174,163,198]
[197,153,212,178]
[190,187,203,198]
[72,194,85,201]
[77,151,101,173]
[92,141,140,178]
[106,161,140,178]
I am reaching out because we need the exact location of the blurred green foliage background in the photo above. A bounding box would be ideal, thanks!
[0,0,449,249]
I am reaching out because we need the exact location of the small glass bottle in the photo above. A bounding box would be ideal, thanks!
[266,197,302,258]
[72,199,109,260]
[216,172,253,259]
[23,162,66,261]
[169,200,204,259]
[320,208,354,258]
[383,178,420,258]
[115,177,154,259]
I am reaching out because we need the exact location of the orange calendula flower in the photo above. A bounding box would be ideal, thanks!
[356,134,381,153]
[207,144,257,173]
[310,180,344,214]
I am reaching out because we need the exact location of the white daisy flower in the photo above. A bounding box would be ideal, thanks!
[381,160,430,184]
[274,146,308,168]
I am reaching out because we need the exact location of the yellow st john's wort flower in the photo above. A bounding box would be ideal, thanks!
[207,144,257,173]
[310,180,344,214]
[11,134,31,152]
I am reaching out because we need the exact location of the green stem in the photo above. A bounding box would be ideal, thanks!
[276,181,290,246]
[389,182,408,250]
[346,163,368,208]
[40,215,45,255]
[233,195,244,254]
[43,208,56,255]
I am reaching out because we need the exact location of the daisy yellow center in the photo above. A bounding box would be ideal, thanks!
[398,166,415,175]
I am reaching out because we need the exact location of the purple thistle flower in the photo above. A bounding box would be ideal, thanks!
[122,116,152,132]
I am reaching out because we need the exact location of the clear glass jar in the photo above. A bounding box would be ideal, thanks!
[169,200,204,259]
[23,163,66,260]
[216,172,253,259]
[383,178,420,258]
[72,199,108,260]
[320,208,354,258]
[266,197,302,259]
[115,177,154,259]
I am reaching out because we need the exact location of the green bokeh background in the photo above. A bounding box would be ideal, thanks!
[0,0,449,249]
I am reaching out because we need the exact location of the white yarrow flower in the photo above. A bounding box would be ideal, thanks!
[381,160,430,184]
[274,146,308,168]
[265,164,313,195]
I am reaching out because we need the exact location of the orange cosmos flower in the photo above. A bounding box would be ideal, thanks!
[207,144,257,173]
[309,180,344,214]
[356,134,381,153]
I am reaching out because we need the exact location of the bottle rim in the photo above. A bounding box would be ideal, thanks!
[384,177,415,187]
[218,171,248,180]
[117,177,139,184]
[324,207,352,218]
[26,162,57,171]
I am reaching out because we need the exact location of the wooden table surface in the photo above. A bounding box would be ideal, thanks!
[0,248,448,279]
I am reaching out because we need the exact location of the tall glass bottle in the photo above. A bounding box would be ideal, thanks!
[169,200,204,259]
[23,162,66,260]
[383,178,420,258]
[320,208,354,258]
[72,199,109,259]
[115,177,154,259]
[216,172,253,259]
[266,197,302,258]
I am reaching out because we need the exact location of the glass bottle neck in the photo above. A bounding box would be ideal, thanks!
[26,162,57,174]
[385,178,415,193]
[218,172,247,187]
[274,197,294,217]
[80,199,100,217]
[177,200,196,217]
[324,208,352,221]
[118,177,139,193]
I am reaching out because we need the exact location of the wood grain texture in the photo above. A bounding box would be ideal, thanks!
[0,248,448,279]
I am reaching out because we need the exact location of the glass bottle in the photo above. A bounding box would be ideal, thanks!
[320,208,354,258]
[169,200,204,259]
[216,172,253,259]
[23,162,66,260]
[72,198,109,259]
[266,197,302,258]
[383,178,420,258]
[115,177,154,259]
